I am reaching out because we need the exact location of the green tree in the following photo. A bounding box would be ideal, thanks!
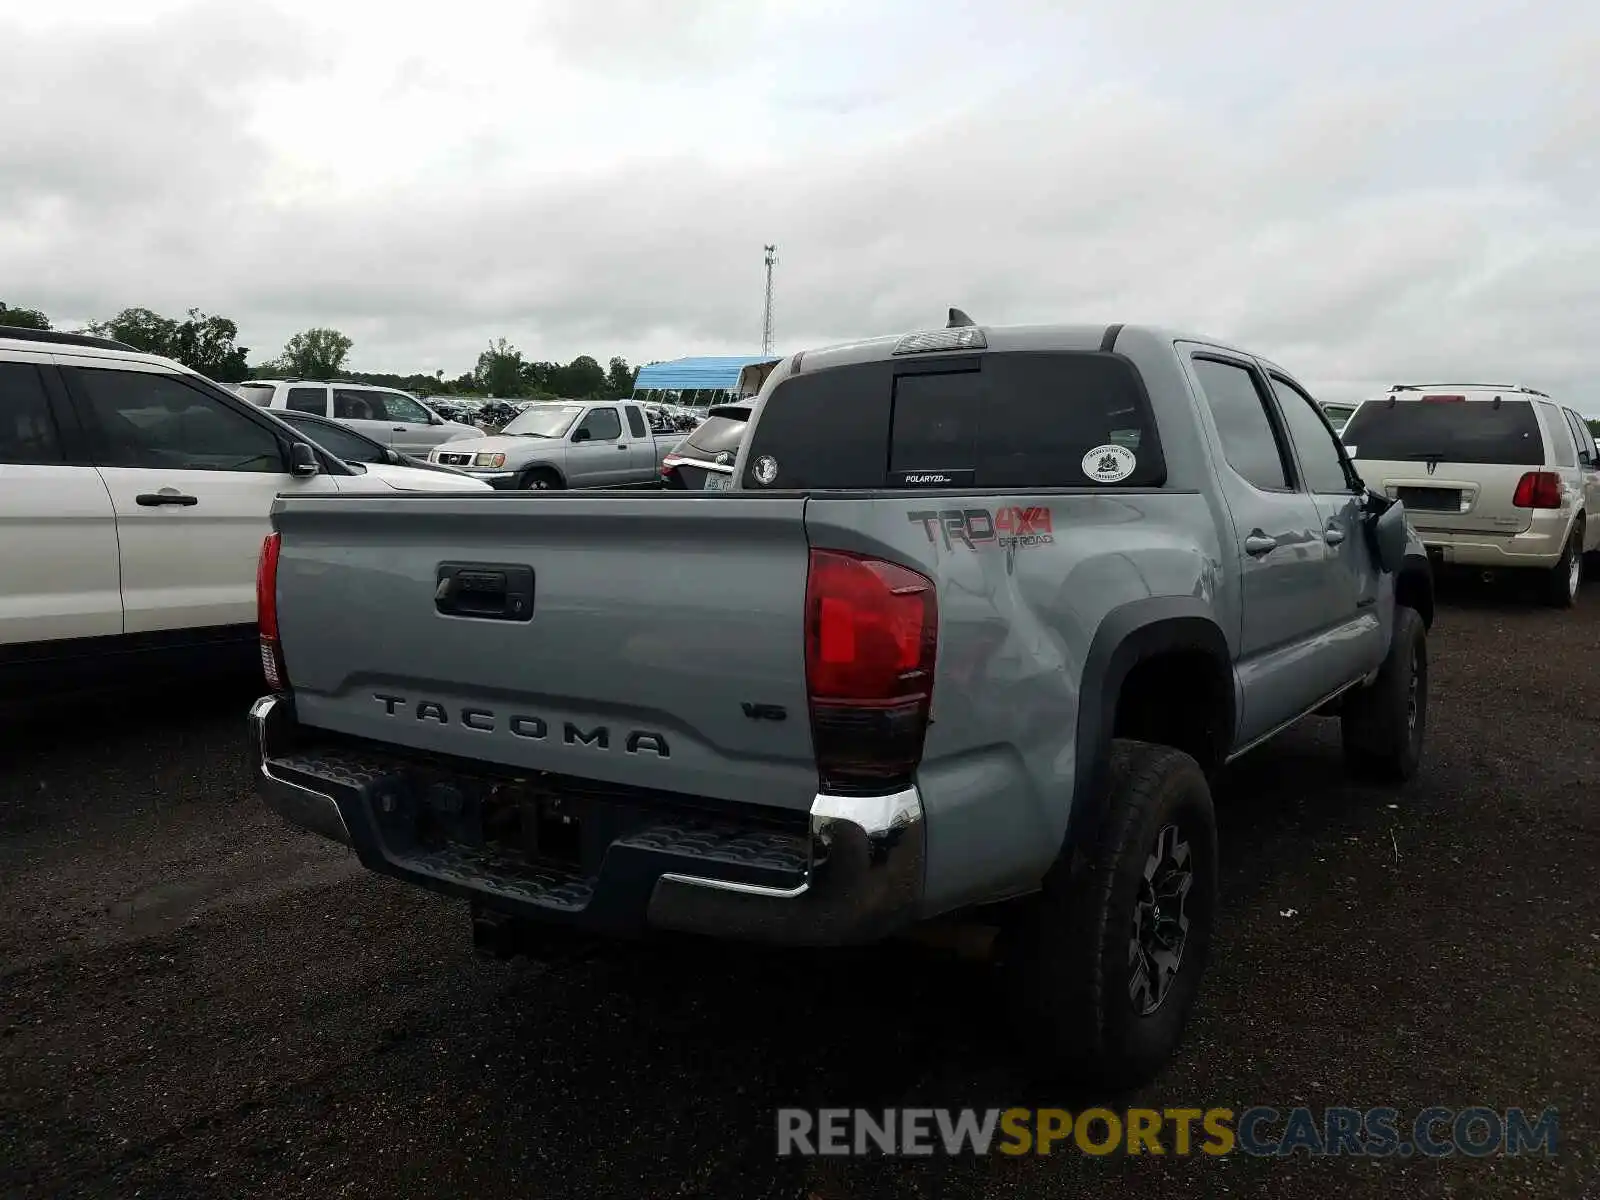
[172,309,250,382]
[0,302,51,330]
[475,338,526,397]
[605,355,636,396]
[91,307,180,354]
[549,354,607,398]
[520,360,558,393]
[281,328,353,378]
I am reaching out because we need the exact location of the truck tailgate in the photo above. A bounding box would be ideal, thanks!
[271,493,820,812]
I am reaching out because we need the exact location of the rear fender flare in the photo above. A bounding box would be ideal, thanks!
[1066,598,1233,858]
[1396,551,1434,629]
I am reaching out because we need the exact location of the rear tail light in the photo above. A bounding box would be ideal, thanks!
[1512,471,1563,509]
[1421,394,1466,403]
[804,549,937,794]
[256,532,288,691]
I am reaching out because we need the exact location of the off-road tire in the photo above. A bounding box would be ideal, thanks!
[1341,604,1427,782]
[1001,739,1218,1090]
[519,467,564,491]
[1543,521,1583,609]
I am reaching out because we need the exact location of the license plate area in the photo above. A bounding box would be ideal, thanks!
[703,472,732,491]
[372,769,599,873]
[1396,486,1462,512]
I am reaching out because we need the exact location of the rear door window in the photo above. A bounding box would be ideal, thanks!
[1190,357,1292,491]
[1341,397,1543,465]
[0,362,63,464]
[742,352,1165,489]
[286,386,327,415]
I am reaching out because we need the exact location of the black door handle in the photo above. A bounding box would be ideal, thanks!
[393,426,406,431]
[136,492,198,507]
[617,444,629,451]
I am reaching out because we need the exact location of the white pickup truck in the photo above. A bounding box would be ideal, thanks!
[424,399,684,490]
[0,327,484,704]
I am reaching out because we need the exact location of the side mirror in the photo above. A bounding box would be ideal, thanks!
[288,441,320,478]
[428,412,443,426]
[572,427,592,443]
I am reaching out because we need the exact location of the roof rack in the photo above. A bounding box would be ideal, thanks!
[1390,382,1549,398]
[0,325,139,352]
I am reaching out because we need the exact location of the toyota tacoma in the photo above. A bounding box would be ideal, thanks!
[248,317,1434,1086]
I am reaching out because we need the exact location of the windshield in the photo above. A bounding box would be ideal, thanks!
[501,403,585,438]
[1342,398,1543,465]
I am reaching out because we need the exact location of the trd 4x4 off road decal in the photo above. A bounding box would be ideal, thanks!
[908,506,1055,551]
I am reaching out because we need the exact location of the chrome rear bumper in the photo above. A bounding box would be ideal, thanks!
[249,693,925,946]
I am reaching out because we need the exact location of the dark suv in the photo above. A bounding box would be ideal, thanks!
[660,403,752,490]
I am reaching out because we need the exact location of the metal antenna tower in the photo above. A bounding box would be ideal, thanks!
[761,244,778,355]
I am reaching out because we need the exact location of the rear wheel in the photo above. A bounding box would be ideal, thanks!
[519,467,564,491]
[1341,604,1427,782]
[1543,521,1583,608]
[1001,740,1218,1090]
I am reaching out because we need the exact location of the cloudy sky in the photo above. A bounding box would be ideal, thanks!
[2,0,1597,407]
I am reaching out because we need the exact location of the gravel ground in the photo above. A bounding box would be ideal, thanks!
[2,575,1597,1199]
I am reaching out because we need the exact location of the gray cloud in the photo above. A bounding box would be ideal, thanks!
[2,0,1597,413]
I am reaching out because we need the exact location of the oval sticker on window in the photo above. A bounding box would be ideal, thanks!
[1082,444,1137,483]
[752,455,779,485]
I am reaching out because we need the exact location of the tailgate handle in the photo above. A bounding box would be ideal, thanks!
[435,562,535,621]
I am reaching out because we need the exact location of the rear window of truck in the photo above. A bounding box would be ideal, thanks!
[741,352,1165,489]
[1342,397,1543,465]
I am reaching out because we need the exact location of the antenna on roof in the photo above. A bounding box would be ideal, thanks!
[947,307,975,328]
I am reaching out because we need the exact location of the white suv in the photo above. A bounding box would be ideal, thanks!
[238,379,478,456]
[1345,383,1600,607]
[0,327,484,699]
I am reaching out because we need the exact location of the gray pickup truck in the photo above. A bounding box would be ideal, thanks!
[250,318,1434,1085]
[425,398,682,489]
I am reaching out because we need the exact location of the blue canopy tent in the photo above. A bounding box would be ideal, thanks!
[631,355,781,408]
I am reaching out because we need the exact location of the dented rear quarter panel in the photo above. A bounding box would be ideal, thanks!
[804,487,1228,915]
[734,326,1243,914]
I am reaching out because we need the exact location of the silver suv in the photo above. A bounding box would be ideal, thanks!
[237,380,478,458]
[1344,384,1600,606]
